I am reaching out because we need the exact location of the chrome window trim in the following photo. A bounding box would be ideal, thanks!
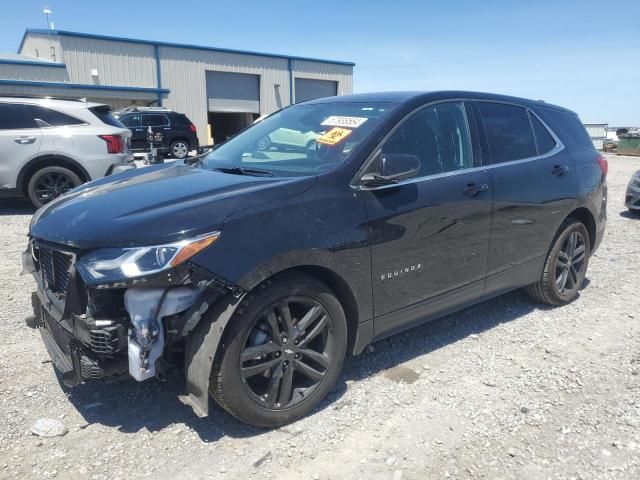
[351,98,565,191]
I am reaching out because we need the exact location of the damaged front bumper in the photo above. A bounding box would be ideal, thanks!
[23,239,244,417]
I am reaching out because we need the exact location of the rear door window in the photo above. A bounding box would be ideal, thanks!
[143,114,169,127]
[27,105,85,127]
[0,103,38,130]
[529,113,557,155]
[381,101,473,177]
[477,102,537,164]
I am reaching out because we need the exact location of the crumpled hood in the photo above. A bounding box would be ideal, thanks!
[30,163,315,249]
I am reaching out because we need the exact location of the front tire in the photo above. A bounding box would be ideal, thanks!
[526,218,590,306]
[27,166,82,209]
[210,273,347,428]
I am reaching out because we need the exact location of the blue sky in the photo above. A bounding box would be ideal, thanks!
[2,0,638,125]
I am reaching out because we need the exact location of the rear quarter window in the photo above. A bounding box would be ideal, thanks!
[537,107,593,149]
[90,106,125,128]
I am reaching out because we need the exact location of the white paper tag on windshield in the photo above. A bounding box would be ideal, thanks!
[321,116,368,128]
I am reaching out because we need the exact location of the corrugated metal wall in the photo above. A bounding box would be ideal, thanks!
[13,32,354,144]
[0,64,68,82]
[20,33,63,63]
[58,36,157,88]
[160,46,291,142]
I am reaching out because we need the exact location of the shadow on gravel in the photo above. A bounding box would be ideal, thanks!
[63,371,266,442]
[0,198,35,216]
[619,209,639,219]
[60,288,559,442]
[342,289,552,384]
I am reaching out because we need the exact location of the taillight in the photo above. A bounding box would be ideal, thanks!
[189,124,197,133]
[596,155,608,176]
[98,135,124,154]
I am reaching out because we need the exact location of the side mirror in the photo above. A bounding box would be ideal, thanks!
[361,153,421,187]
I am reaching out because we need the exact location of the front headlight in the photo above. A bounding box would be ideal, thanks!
[76,231,220,285]
[631,174,640,188]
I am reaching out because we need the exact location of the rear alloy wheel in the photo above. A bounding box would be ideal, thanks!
[27,166,82,209]
[210,273,347,427]
[170,140,189,159]
[526,219,590,305]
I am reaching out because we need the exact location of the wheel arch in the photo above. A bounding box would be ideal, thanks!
[565,207,596,252]
[17,155,90,196]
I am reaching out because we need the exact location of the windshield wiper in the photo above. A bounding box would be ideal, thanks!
[212,166,274,177]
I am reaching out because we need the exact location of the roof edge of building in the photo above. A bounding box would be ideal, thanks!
[0,79,170,94]
[20,28,356,67]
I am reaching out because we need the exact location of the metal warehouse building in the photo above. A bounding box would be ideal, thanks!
[1,29,354,144]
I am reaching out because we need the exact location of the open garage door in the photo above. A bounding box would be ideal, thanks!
[295,78,338,103]
[206,71,260,144]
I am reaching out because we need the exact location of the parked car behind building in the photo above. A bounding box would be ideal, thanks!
[0,97,133,208]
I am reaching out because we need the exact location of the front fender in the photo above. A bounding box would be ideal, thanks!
[181,292,245,417]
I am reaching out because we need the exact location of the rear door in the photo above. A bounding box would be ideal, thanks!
[474,101,577,279]
[143,114,171,149]
[359,101,492,335]
[120,114,144,150]
[0,103,42,190]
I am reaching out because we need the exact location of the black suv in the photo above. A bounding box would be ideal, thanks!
[116,107,199,159]
[25,91,606,427]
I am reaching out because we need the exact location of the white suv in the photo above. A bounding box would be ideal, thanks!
[0,97,134,208]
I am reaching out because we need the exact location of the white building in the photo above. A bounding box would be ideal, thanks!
[1,29,355,144]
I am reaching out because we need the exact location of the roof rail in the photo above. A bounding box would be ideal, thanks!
[0,94,85,102]
[119,106,172,113]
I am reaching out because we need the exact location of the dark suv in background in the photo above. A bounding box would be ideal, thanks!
[25,91,606,428]
[116,107,199,159]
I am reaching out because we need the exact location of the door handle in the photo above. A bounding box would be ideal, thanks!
[463,183,489,197]
[14,136,36,145]
[551,165,570,176]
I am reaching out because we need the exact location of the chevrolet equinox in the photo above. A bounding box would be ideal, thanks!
[24,91,607,427]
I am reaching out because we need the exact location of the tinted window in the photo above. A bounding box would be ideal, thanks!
[120,114,141,127]
[477,102,536,164]
[91,106,125,128]
[172,114,191,126]
[28,105,84,127]
[530,113,556,154]
[382,101,472,177]
[143,114,169,127]
[539,108,593,149]
[0,103,37,130]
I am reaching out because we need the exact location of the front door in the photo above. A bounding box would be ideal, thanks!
[0,103,42,190]
[359,101,492,334]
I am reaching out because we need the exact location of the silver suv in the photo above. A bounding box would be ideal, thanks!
[0,97,133,208]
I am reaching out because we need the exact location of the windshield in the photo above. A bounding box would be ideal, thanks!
[202,102,397,176]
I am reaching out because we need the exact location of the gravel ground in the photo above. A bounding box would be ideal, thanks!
[0,153,638,480]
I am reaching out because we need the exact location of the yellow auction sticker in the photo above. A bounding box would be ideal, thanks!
[317,127,352,145]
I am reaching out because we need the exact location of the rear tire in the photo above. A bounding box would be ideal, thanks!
[210,273,347,428]
[526,218,590,306]
[170,140,189,159]
[26,166,82,209]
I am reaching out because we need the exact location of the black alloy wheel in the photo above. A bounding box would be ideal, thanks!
[27,166,82,209]
[240,297,334,409]
[210,273,347,428]
[555,230,587,295]
[526,218,591,305]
